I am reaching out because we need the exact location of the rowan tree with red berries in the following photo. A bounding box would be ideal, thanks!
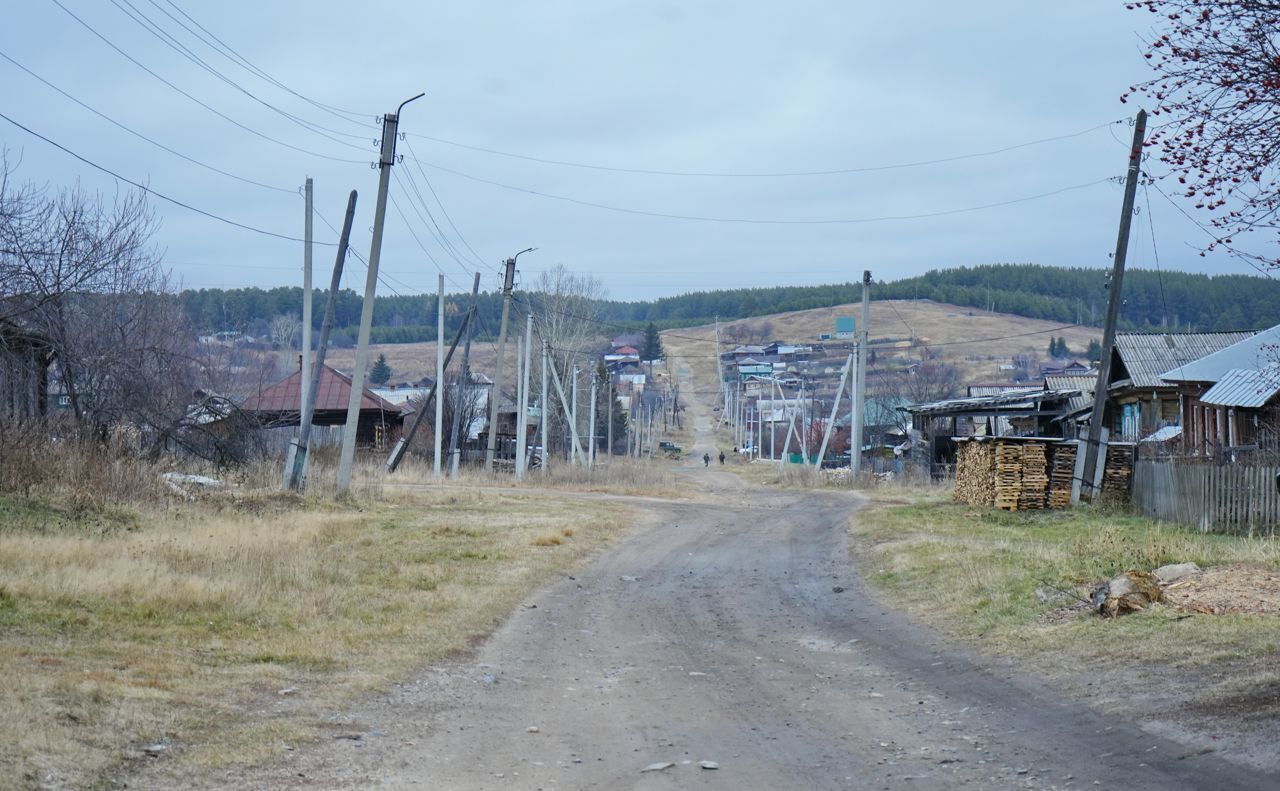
[1123,1,1280,268]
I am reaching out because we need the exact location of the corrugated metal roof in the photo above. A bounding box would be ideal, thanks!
[967,385,1039,397]
[1200,366,1280,408]
[1159,324,1280,384]
[1044,373,1098,414]
[1113,331,1257,388]
[899,388,1079,416]
[241,364,402,414]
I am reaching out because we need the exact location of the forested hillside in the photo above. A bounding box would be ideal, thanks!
[179,264,1280,344]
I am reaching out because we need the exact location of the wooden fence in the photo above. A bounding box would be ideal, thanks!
[1132,460,1280,536]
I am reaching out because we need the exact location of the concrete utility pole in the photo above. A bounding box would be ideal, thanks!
[571,366,580,464]
[486,248,534,469]
[540,339,550,474]
[338,93,423,495]
[434,274,444,479]
[1081,109,1148,498]
[286,189,356,491]
[301,176,313,441]
[589,375,598,467]
[448,273,482,477]
[606,378,614,462]
[851,270,871,478]
[515,315,533,478]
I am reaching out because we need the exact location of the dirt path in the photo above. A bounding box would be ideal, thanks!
[126,356,1277,790]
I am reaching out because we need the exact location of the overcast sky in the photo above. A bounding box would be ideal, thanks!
[0,1,1262,302]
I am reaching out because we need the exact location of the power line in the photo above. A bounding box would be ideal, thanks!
[415,158,1112,225]
[110,0,373,146]
[403,137,492,270]
[1141,180,1172,328]
[49,0,367,164]
[0,46,296,195]
[162,0,374,123]
[407,120,1125,178]
[0,108,324,244]
[1146,180,1275,279]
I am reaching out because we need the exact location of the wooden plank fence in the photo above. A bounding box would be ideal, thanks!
[1133,460,1280,536]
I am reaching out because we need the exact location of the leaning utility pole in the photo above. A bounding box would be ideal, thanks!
[286,189,356,491]
[486,248,534,470]
[448,273,482,477]
[384,309,472,474]
[337,93,423,494]
[851,270,871,478]
[1081,109,1148,499]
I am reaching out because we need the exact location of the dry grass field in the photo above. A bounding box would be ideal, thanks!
[0,439,643,789]
[322,300,1098,391]
[665,298,1102,386]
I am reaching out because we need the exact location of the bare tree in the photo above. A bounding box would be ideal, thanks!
[1,162,193,443]
[525,264,607,458]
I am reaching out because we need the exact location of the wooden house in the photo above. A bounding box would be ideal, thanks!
[1158,325,1280,455]
[239,363,407,450]
[1105,331,1256,440]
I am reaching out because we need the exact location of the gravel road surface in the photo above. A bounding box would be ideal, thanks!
[138,471,1274,790]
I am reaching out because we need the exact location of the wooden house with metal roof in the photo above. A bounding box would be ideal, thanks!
[1157,325,1280,454]
[239,363,407,450]
[1105,331,1256,440]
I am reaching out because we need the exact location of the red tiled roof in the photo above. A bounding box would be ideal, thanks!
[241,364,402,414]
[614,346,640,355]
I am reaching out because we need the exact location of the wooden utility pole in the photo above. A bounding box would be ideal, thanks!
[448,273,482,477]
[434,274,444,479]
[286,189,356,491]
[851,270,871,478]
[486,248,534,469]
[338,93,422,494]
[1081,109,1148,499]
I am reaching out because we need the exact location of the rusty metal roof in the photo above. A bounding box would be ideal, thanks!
[1112,331,1257,388]
[1200,366,1280,408]
[240,364,402,414]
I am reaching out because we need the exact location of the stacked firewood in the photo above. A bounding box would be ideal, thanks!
[1101,443,1135,497]
[994,442,1024,511]
[1047,442,1077,509]
[1018,443,1049,510]
[953,440,995,506]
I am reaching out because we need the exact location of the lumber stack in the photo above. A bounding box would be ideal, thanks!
[1101,443,1135,497]
[993,442,1023,511]
[1047,442,1077,509]
[1018,443,1048,510]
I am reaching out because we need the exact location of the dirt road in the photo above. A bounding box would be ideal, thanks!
[134,399,1276,789]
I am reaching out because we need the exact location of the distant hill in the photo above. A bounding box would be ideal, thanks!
[178,263,1280,341]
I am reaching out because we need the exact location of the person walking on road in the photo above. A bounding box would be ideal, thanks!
[718,451,725,465]
[702,453,711,467]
